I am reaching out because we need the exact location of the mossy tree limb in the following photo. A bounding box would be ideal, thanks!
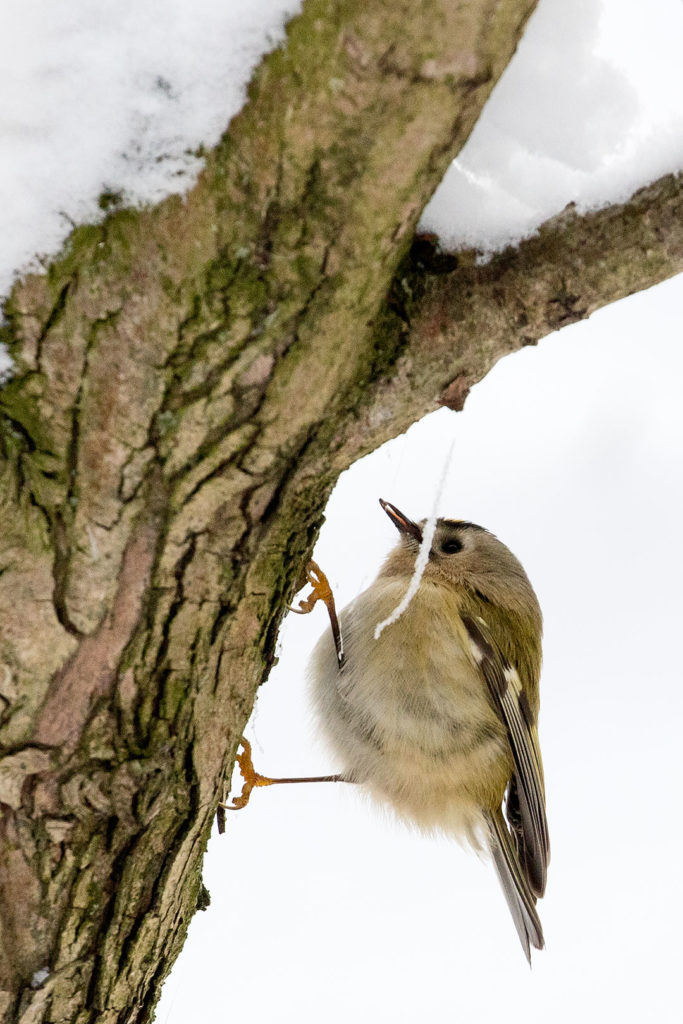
[0,0,681,1021]
[336,172,683,460]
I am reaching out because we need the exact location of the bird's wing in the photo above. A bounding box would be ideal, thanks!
[462,614,550,901]
[484,806,544,961]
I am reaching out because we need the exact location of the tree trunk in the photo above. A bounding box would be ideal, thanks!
[0,1,681,1021]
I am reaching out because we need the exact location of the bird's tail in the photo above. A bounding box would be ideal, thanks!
[485,807,544,962]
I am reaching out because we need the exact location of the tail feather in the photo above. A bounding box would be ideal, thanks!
[485,807,544,962]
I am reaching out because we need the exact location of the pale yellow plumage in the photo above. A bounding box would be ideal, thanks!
[308,500,549,959]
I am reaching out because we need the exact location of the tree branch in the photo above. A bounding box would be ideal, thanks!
[335,172,683,461]
[0,0,680,1019]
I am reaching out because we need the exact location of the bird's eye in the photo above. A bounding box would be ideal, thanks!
[441,538,463,555]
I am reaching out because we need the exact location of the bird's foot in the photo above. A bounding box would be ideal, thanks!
[291,560,344,666]
[291,560,334,615]
[221,737,347,812]
[221,737,276,811]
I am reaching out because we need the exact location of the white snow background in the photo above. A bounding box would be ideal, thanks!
[1,1,682,1022]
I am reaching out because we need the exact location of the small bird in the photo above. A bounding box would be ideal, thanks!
[308,498,549,959]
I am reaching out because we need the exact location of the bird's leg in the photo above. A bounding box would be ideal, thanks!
[222,738,346,811]
[290,559,345,668]
[221,561,347,815]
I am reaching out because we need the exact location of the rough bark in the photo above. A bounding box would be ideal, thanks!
[339,172,683,457]
[0,0,680,1020]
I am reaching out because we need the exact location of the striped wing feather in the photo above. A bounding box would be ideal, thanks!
[462,613,550,955]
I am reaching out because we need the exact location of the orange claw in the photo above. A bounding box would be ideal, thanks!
[222,737,274,811]
[220,736,347,812]
[218,562,347,818]
[290,560,344,667]
[290,560,333,614]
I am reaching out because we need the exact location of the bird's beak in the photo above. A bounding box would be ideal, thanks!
[379,499,423,543]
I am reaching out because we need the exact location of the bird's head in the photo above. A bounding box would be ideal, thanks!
[378,498,541,622]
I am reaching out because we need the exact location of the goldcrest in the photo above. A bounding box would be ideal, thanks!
[309,499,549,959]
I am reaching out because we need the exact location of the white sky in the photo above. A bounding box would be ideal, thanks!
[2,1,682,1022]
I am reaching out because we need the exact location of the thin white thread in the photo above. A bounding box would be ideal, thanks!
[374,437,456,639]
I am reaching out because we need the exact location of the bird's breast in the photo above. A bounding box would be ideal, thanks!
[309,579,510,826]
